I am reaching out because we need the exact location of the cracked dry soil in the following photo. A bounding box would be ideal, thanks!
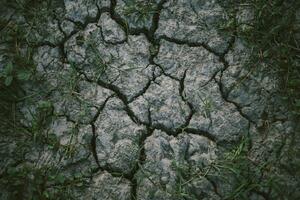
[0,0,298,200]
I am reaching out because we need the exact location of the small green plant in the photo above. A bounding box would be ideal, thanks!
[170,160,190,197]
[209,133,299,200]
[123,0,158,24]
[215,1,300,198]
[1,164,88,200]
[0,22,33,87]
[201,97,213,119]
[219,0,300,116]
[0,1,90,199]
[196,92,214,119]
[86,39,109,79]
[0,62,14,86]
[0,60,32,86]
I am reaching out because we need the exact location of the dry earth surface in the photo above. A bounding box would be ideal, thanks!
[0,0,299,199]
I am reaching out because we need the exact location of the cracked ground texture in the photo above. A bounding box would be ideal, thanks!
[0,0,299,200]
